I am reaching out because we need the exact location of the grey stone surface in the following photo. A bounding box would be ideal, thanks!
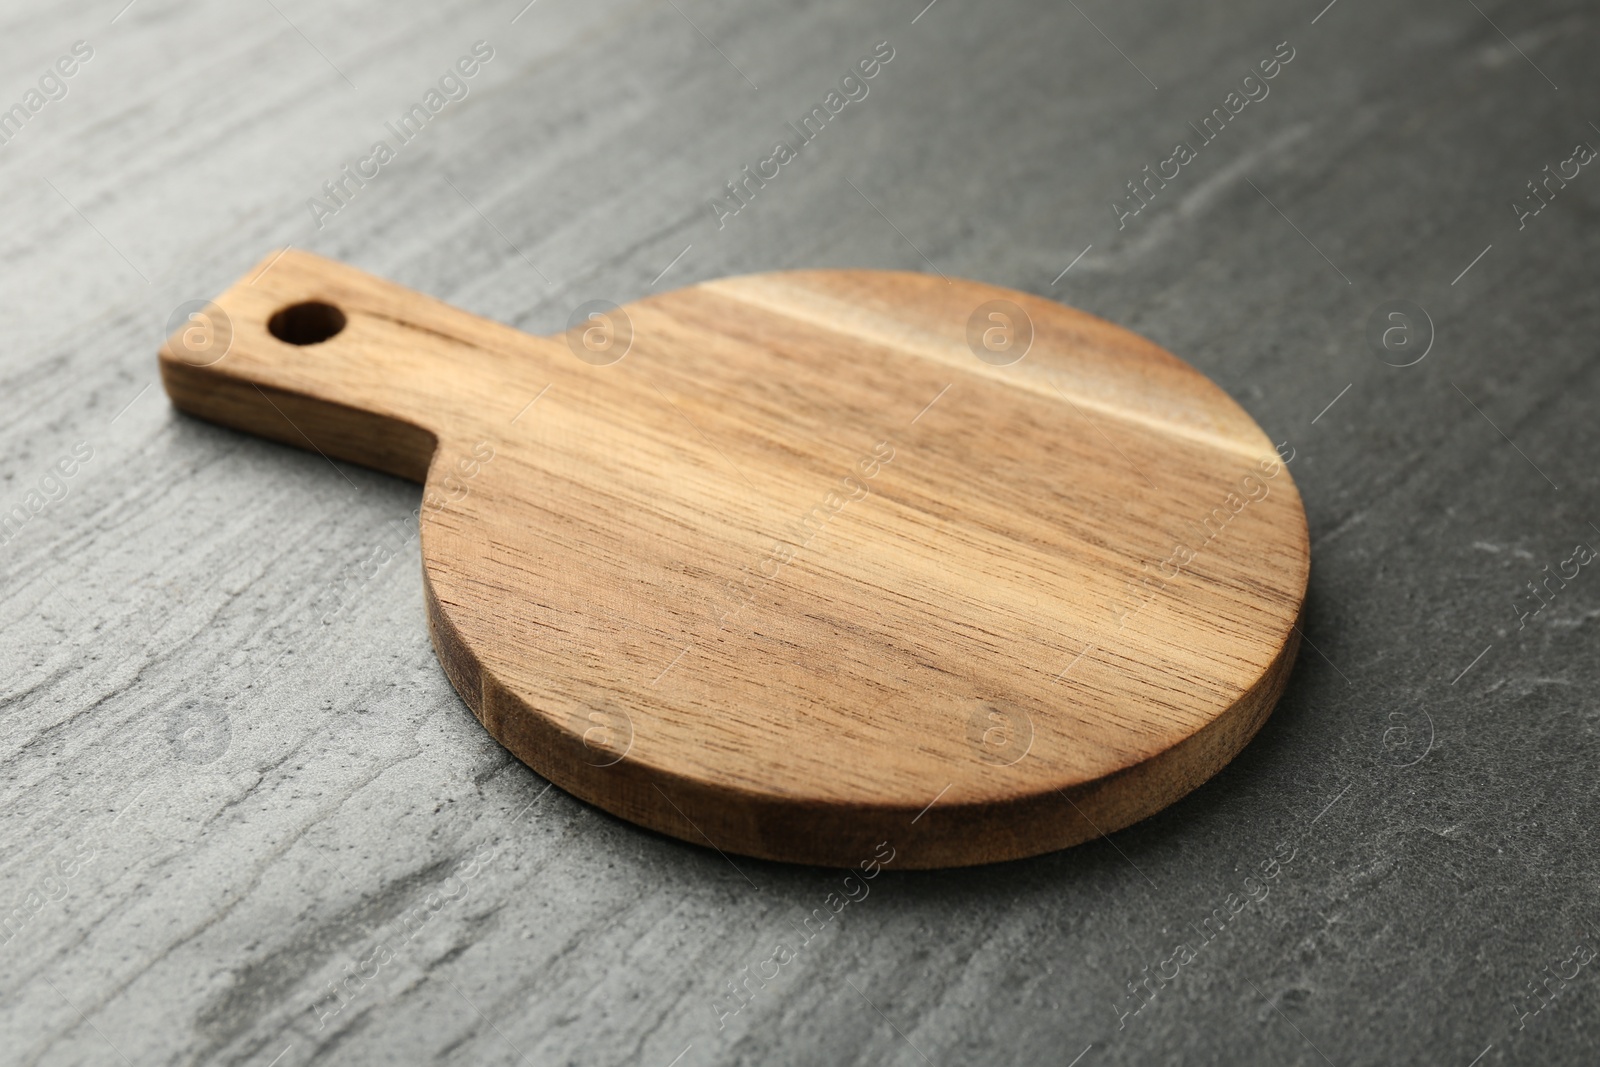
[1,0,1597,1064]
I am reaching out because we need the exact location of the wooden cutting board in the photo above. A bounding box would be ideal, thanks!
[159,250,1308,869]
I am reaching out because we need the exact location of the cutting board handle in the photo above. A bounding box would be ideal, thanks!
[159,249,563,482]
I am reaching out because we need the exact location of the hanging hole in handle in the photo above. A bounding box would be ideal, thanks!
[268,301,347,346]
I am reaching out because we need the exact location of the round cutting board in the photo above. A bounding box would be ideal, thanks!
[160,250,1309,869]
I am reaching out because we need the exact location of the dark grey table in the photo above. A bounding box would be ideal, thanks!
[3,1,1596,1064]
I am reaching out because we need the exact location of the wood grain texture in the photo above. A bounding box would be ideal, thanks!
[159,249,1309,868]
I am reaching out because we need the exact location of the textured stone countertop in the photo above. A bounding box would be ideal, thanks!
[2,1,1597,1064]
